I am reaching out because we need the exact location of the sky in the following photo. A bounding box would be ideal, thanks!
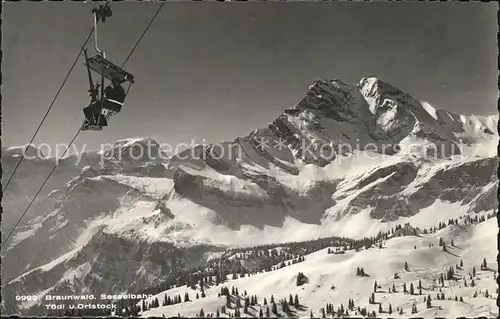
[2,2,498,154]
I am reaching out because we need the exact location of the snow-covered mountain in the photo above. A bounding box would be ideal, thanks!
[1,144,91,241]
[1,77,497,316]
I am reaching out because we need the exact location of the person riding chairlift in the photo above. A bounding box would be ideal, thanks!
[83,78,126,127]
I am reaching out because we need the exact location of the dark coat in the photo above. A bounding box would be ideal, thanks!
[105,85,126,103]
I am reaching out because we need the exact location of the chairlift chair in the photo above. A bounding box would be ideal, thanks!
[81,3,135,131]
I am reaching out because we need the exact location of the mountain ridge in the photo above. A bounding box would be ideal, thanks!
[1,76,497,316]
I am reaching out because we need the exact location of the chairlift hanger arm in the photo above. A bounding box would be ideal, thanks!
[88,2,134,85]
[91,2,111,57]
[93,11,104,57]
[83,48,99,102]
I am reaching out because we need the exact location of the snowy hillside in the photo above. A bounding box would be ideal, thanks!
[136,217,497,318]
[1,77,497,317]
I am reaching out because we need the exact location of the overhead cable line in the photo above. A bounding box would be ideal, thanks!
[2,29,94,194]
[1,2,165,251]
[121,2,165,68]
[1,129,81,251]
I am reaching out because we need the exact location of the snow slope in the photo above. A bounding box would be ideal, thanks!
[139,218,497,318]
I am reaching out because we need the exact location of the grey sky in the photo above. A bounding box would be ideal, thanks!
[3,2,497,153]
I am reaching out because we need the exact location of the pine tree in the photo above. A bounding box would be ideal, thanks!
[392,283,396,292]
[266,306,270,318]
[473,266,476,277]
[217,308,220,317]
[199,308,205,318]
[481,257,488,270]
[426,295,432,308]
[403,283,407,293]
[378,303,382,313]
[388,303,392,314]
[410,283,414,295]
[294,294,299,306]
[272,303,278,315]
[405,262,409,271]
[418,279,422,290]
[374,281,378,292]
[296,272,308,286]
[264,297,267,305]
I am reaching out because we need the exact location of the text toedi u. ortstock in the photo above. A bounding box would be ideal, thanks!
[16,293,154,310]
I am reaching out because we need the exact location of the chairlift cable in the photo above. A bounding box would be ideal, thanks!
[1,2,164,251]
[120,2,165,68]
[2,29,94,194]
[1,129,80,251]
